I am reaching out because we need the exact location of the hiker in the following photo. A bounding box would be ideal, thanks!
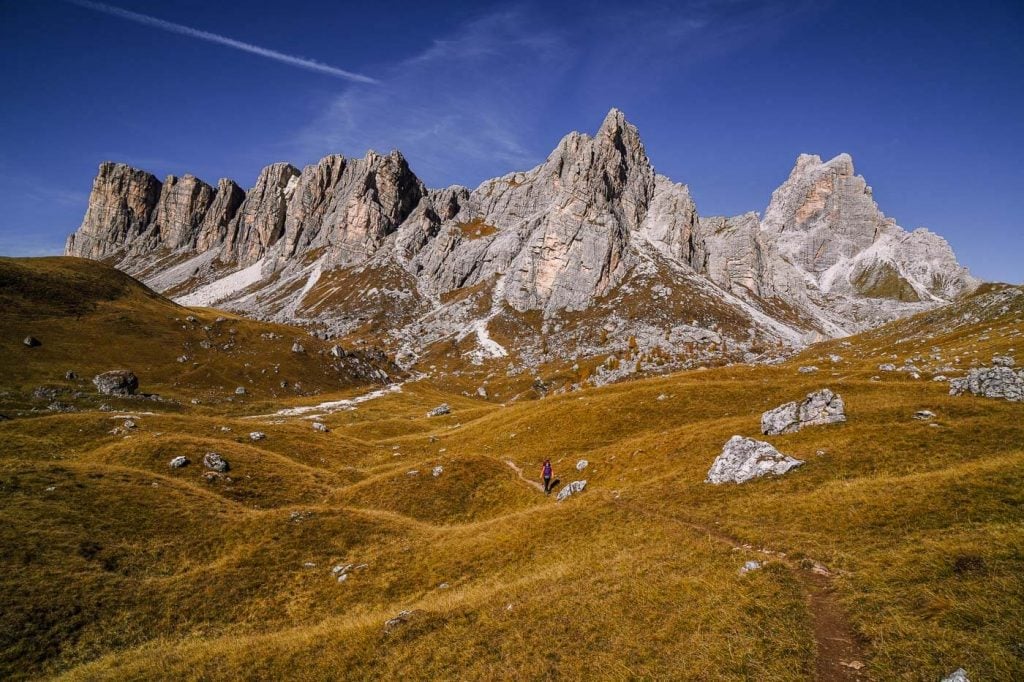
[541,459,553,495]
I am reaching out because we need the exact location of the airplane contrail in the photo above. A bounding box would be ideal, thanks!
[64,0,378,84]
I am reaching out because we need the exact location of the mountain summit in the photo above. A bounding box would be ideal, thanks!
[65,110,977,381]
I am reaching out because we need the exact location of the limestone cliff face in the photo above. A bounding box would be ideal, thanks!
[225,162,300,266]
[699,212,766,298]
[66,162,162,260]
[196,179,245,252]
[64,109,979,347]
[153,174,215,250]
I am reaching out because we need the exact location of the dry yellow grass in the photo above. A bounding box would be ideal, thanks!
[1,259,1022,680]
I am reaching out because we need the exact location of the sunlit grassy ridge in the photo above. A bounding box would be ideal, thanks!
[1,259,1022,680]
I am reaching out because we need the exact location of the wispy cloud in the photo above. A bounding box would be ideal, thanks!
[292,10,573,188]
[63,0,378,84]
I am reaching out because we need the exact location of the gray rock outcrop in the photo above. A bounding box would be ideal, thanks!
[761,388,846,435]
[92,370,138,396]
[949,367,1024,402]
[706,436,804,484]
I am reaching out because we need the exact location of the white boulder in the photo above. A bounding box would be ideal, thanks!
[761,388,846,435]
[706,436,804,485]
[556,480,587,502]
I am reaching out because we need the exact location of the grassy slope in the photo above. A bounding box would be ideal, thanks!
[1,260,1022,680]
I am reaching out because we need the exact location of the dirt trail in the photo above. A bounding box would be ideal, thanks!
[614,497,869,681]
[505,460,545,492]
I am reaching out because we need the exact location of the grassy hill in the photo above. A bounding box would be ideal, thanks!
[1,259,1021,680]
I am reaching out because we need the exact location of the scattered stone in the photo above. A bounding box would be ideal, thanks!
[312,421,329,432]
[476,386,488,398]
[760,388,846,435]
[383,610,415,633]
[828,354,843,363]
[438,582,450,589]
[289,510,313,522]
[739,560,761,575]
[185,315,197,323]
[203,452,229,472]
[176,355,189,363]
[913,410,936,420]
[706,436,804,485]
[576,459,589,471]
[93,370,139,396]
[432,466,444,477]
[64,370,77,380]
[32,386,60,401]
[556,480,587,502]
[249,431,266,441]
[949,366,1024,402]
[940,669,970,682]
[23,336,41,347]
[329,345,346,358]
[235,387,247,395]
[48,401,76,413]
[291,342,305,353]
[168,456,189,469]
[797,366,818,373]
[407,470,420,476]
[840,660,865,671]
[992,355,1015,367]
[123,419,136,429]
[202,471,228,482]
[879,363,897,371]
[656,393,668,401]
[933,375,949,382]
[427,403,451,417]
[303,561,316,568]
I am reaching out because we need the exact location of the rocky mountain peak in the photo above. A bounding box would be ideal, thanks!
[64,110,978,367]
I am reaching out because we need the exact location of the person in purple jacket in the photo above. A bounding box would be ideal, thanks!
[541,459,553,495]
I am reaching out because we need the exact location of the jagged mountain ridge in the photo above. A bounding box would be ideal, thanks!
[65,109,977,380]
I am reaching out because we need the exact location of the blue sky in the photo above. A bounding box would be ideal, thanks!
[1,0,1021,283]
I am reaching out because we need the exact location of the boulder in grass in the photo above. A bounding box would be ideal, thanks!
[949,366,1024,402]
[761,388,846,435]
[706,436,803,485]
[427,403,451,417]
[312,422,329,433]
[169,456,189,469]
[556,480,587,502]
[93,370,139,396]
[941,669,970,682]
[249,431,266,441]
[23,336,41,347]
[203,452,229,472]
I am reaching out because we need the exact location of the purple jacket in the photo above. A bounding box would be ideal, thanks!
[542,462,552,478]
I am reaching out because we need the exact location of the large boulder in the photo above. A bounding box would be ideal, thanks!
[706,436,804,484]
[761,388,846,435]
[949,367,1024,402]
[92,370,139,396]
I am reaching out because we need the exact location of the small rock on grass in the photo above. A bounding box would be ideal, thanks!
[203,452,229,472]
[738,560,761,575]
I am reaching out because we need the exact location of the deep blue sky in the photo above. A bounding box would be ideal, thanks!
[1,0,1021,283]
